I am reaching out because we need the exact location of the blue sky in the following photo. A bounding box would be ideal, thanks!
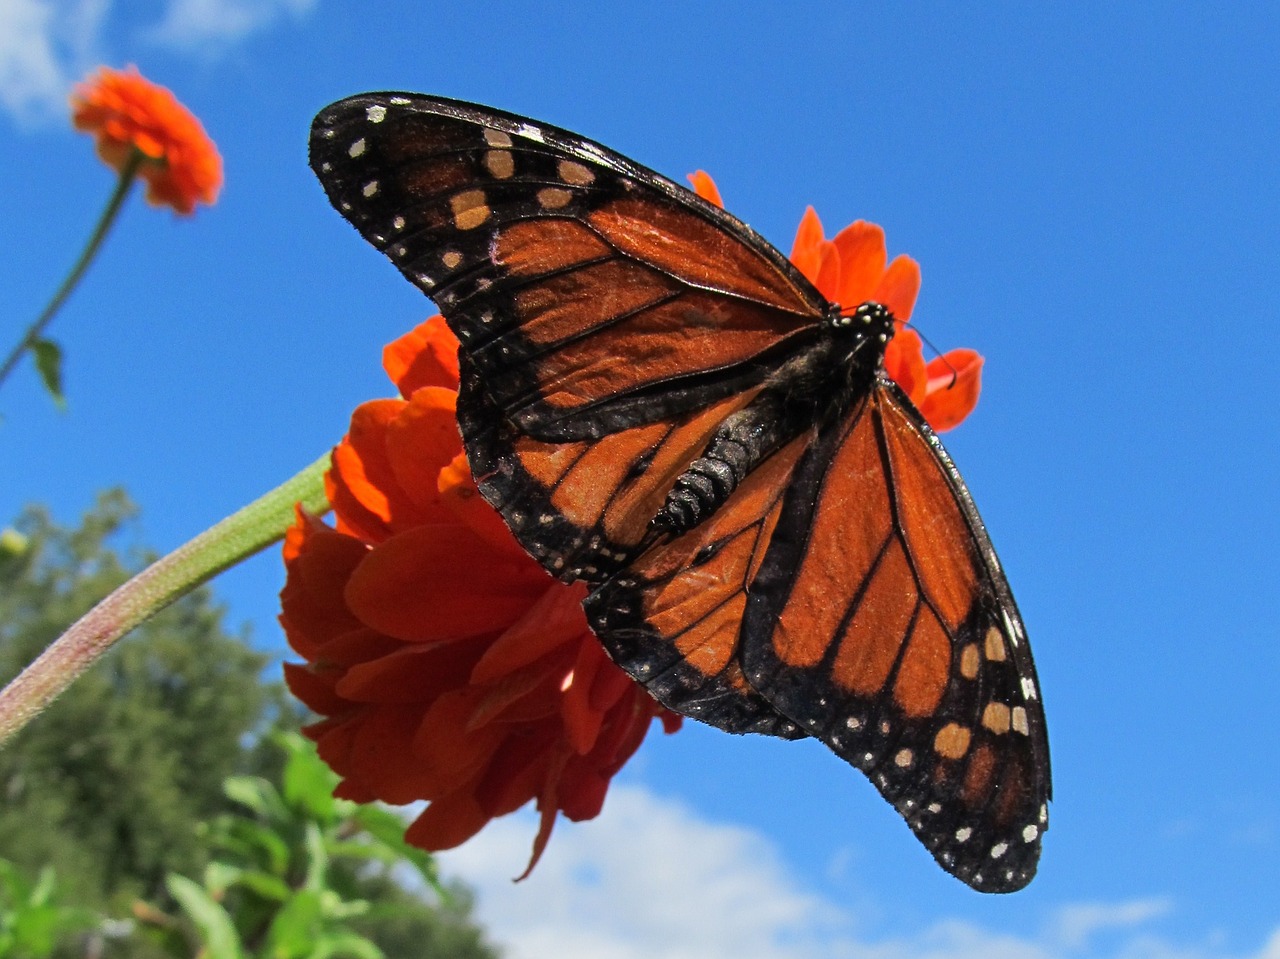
[2,2,1278,957]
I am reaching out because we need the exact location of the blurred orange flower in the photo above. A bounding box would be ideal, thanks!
[71,65,222,215]
[689,171,982,432]
[281,317,680,876]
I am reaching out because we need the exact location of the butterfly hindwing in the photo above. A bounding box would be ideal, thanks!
[741,381,1049,891]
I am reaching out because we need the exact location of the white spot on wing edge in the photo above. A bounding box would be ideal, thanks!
[348,138,366,157]
[366,104,387,123]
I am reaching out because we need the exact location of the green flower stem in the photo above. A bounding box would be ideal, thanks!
[0,453,332,748]
[0,149,144,392]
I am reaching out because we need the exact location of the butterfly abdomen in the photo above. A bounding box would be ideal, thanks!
[653,302,893,537]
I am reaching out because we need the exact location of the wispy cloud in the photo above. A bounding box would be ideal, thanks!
[145,0,317,53]
[0,0,107,121]
[440,783,1280,959]
[0,0,315,121]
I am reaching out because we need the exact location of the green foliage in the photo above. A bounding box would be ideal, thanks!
[139,734,497,959]
[0,495,501,959]
[0,492,277,917]
[0,858,99,958]
[29,339,64,409]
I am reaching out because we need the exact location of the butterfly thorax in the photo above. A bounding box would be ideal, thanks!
[653,302,896,537]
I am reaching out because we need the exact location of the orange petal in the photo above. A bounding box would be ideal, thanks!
[328,399,421,539]
[920,349,983,432]
[385,387,467,521]
[471,583,591,683]
[831,220,887,308]
[559,640,606,755]
[687,170,724,208]
[813,241,841,301]
[438,451,525,557]
[476,731,558,817]
[345,524,550,642]
[282,661,347,715]
[788,207,827,284]
[279,522,370,658]
[411,690,509,787]
[405,790,491,851]
[334,703,444,803]
[336,638,484,704]
[884,327,928,406]
[874,254,921,323]
[383,315,461,396]
[556,758,610,821]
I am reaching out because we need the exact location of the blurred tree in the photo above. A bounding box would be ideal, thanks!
[0,494,501,959]
[0,491,275,914]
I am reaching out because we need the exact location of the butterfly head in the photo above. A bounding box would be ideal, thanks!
[828,300,897,367]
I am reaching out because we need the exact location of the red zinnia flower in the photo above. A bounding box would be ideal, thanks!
[280,317,681,876]
[71,66,222,215]
[690,171,983,431]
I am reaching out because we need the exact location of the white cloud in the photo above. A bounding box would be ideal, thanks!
[440,785,844,959]
[0,0,315,120]
[1052,900,1174,950]
[145,0,317,51]
[0,0,107,121]
[439,783,1280,959]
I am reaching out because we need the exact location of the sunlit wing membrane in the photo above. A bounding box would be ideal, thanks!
[309,95,826,443]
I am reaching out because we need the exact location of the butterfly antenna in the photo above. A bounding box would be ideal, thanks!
[914,326,960,389]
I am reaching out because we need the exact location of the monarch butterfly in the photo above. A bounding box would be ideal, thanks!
[309,93,1050,893]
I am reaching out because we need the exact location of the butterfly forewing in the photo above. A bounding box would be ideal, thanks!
[310,92,1049,893]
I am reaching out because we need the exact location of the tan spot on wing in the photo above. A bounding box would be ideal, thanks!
[537,187,573,209]
[483,128,512,147]
[558,159,595,185]
[982,701,1012,734]
[451,189,490,230]
[985,625,1008,662]
[485,149,514,179]
[894,748,914,768]
[934,722,972,760]
[441,250,462,269]
[959,643,980,679]
[1011,705,1030,735]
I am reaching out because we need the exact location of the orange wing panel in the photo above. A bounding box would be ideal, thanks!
[590,198,819,316]
[880,397,981,631]
[769,400,894,670]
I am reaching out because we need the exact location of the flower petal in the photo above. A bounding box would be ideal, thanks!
[384,316,461,396]
[873,254,921,323]
[920,349,983,432]
[345,524,550,642]
[789,206,827,285]
[884,327,928,406]
[831,220,888,308]
[71,65,221,215]
[687,170,724,208]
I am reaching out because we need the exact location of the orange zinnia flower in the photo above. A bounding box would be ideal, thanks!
[280,317,681,875]
[690,171,983,432]
[71,66,222,215]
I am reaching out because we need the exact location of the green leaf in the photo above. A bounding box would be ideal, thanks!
[262,888,322,959]
[350,806,441,893]
[166,873,245,959]
[279,733,339,823]
[31,338,65,408]
[311,928,385,959]
[225,775,290,824]
[301,822,328,892]
[227,868,292,903]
